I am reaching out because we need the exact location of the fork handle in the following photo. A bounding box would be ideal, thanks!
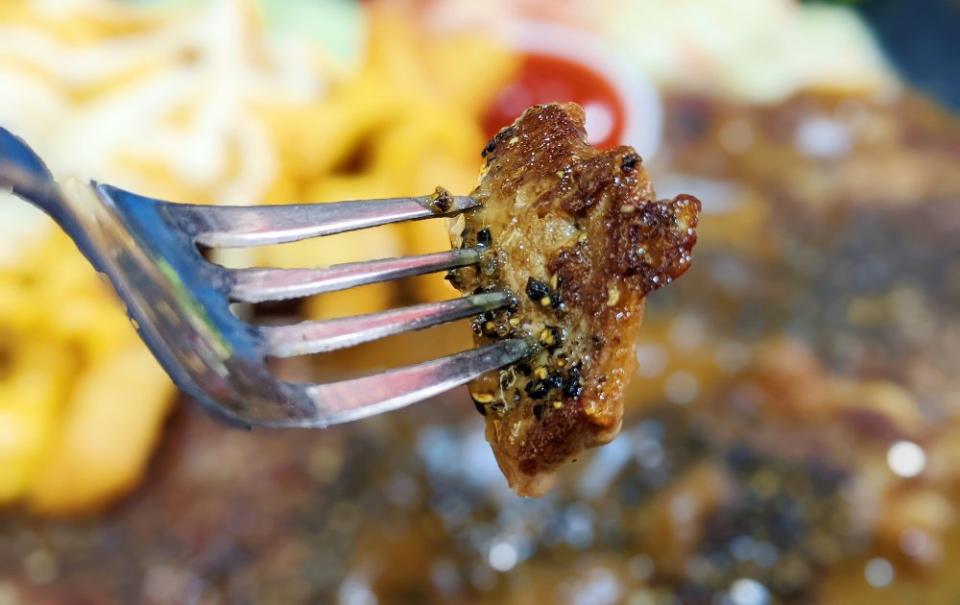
[0,127,68,217]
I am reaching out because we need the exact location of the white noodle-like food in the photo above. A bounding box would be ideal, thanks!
[0,0,331,263]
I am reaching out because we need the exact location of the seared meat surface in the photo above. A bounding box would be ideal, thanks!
[449,103,701,495]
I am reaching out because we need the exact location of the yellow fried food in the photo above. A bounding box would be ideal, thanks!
[257,8,519,307]
[0,229,174,512]
[0,0,518,515]
[27,342,172,515]
[368,108,488,301]
[0,340,73,502]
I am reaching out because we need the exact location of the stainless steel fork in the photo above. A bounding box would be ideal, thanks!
[0,128,534,428]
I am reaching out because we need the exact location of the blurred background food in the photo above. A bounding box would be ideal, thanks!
[0,0,958,603]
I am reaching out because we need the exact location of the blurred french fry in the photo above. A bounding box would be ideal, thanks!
[27,342,173,516]
[33,233,135,358]
[368,108,486,301]
[363,8,436,99]
[0,229,170,514]
[363,6,519,115]
[0,342,73,503]
[259,173,405,318]
[261,166,302,205]
[303,172,399,204]
[261,77,403,182]
[369,106,483,189]
[0,0,518,516]
[257,228,402,319]
[425,35,520,116]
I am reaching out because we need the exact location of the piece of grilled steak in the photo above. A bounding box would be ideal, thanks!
[449,103,701,495]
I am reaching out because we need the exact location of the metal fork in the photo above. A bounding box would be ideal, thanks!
[0,128,534,428]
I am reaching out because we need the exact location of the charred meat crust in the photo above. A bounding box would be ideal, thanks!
[451,103,701,495]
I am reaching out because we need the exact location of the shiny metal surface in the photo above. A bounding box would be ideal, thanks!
[177,193,479,248]
[229,247,482,303]
[262,291,515,357]
[0,127,534,428]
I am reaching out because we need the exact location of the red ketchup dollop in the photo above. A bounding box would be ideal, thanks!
[482,52,627,149]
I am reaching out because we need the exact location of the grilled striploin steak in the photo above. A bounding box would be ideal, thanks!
[449,103,701,495]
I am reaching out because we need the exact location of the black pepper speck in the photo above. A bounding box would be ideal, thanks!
[525,380,549,400]
[621,153,640,172]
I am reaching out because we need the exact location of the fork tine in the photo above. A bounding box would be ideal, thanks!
[161,192,478,248]
[261,291,513,357]
[297,338,536,426]
[230,247,482,303]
